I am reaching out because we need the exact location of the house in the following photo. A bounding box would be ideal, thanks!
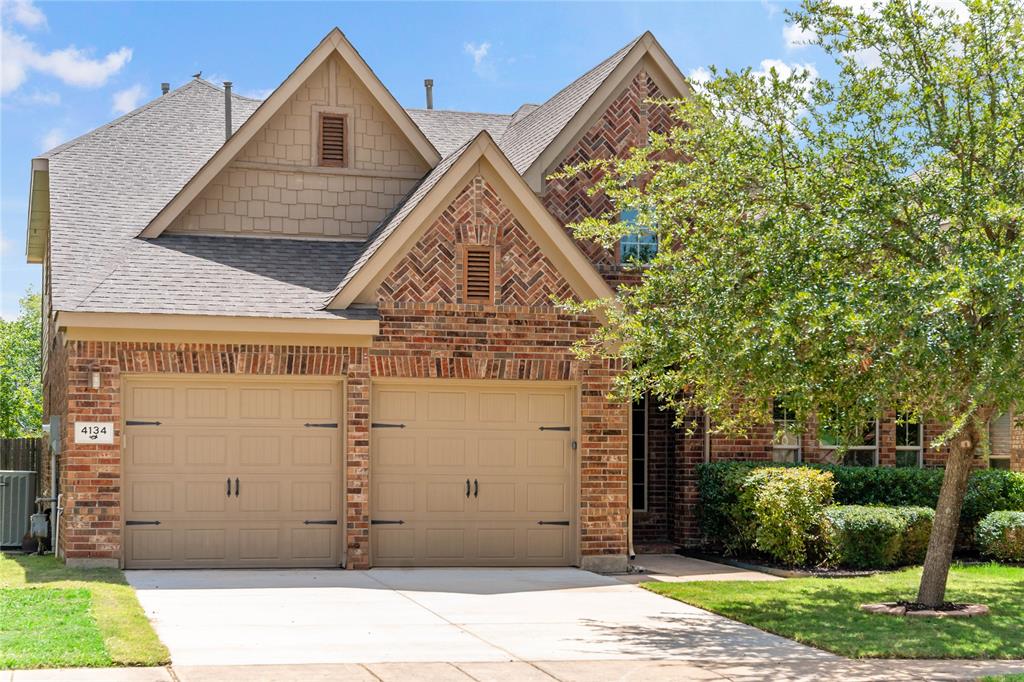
[26,29,1022,570]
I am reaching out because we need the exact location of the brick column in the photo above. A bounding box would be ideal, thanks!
[345,347,371,568]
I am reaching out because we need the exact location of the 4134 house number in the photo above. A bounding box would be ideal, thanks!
[74,422,114,444]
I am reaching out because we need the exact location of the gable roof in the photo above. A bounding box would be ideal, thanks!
[500,32,690,191]
[38,79,262,311]
[325,131,615,309]
[138,27,441,239]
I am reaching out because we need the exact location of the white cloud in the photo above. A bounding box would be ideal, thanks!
[111,83,146,114]
[464,41,496,80]
[40,127,66,151]
[1,25,132,94]
[240,87,273,100]
[687,66,712,87]
[3,0,46,29]
[18,89,60,105]
[784,23,815,49]
[754,58,819,83]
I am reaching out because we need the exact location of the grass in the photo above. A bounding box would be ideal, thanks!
[0,553,169,669]
[644,563,1024,659]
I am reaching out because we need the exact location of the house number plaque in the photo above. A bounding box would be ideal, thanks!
[74,422,114,444]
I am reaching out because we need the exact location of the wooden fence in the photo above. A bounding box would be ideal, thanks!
[1,438,43,472]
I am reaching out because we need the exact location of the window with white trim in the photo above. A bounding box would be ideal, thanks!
[990,409,1014,470]
[821,418,878,466]
[631,395,648,511]
[772,399,801,463]
[619,208,658,264]
[895,413,923,467]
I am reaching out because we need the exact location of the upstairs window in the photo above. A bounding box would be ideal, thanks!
[619,208,658,264]
[895,414,923,467]
[463,247,493,304]
[990,409,1014,470]
[319,113,347,167]
[772,399,801,463]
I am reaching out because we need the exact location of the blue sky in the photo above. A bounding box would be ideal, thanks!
[0,0,826,319]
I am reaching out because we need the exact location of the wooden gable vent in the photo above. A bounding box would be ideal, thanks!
[319,113,346,167]
[464,247,493,303]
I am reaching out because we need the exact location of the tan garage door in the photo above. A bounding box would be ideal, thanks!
[371,382,576,567]
[123,378,343,569]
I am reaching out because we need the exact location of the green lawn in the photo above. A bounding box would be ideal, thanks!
[0,553,169,669]
[644,563,1024,659]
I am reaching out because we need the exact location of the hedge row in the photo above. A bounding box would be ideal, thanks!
[826,505,934,568]
[697,462,1024,557]
[976,511,1024,562]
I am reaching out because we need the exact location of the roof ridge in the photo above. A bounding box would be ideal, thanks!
[503,33,644,135]
[406,107,513,117]
[40,80,206,159]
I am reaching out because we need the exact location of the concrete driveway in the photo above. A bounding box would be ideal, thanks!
[126,566,824,668]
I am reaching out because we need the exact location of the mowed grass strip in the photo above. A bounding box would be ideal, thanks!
[644,563,1024,659]
[0,588,110,668]
[0,553,169,669]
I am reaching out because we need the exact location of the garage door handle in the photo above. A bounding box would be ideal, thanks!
[474,479,478,497]
[235,478,240,497]
[465,478,470,498]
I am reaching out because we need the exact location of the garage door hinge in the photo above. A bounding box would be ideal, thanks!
[539,426,570,432]
[303,519,338,525]
[371,519,405,525]
[371,422,406,429]
[304,422,338,428]
[126,520,161,526]
[126,420,161,426]
[537,520,570,526]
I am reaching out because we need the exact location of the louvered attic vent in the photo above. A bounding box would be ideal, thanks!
[319,114,346,166]
[464,248,493,303]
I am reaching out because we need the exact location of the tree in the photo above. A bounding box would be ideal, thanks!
[0,289,43,438]
[564,0,1023,606]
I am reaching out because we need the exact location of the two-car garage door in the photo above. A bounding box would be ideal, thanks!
[122,378,575,568]
[123,378,343,569]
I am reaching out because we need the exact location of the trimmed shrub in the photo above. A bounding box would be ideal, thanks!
[696,462,1024,550]
[825,505,935,568]
[976,511,1024,562]
[894,506,935,565]
[739,467,835,566]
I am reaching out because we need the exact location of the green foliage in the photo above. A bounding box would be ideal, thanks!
[976,511,1024,562]
[825,505,934,568]
[697,462,1024,553]
[0,290,42,438]
[737,467,835,566]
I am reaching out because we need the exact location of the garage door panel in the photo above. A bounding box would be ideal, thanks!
[123,378,342,569]
[371,382,574,567]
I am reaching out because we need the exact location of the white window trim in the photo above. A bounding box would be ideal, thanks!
[895,419,923,468]
[821,420,880,466]
[772,405,802,464]
[631,396,649,512]
[618,208,658,265]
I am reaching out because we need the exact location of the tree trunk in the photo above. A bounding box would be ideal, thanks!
[916,421,980,607]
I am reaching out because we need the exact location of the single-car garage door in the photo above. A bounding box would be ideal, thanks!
[371,382,576,567]
[123,377,343,569]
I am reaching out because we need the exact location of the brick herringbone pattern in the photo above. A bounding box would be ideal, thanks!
[380,176,577,307]
[542,69,673,276]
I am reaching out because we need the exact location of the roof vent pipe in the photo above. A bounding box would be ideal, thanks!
[424,79,433,110]
[160,82,170,96]
[223,81,233,140]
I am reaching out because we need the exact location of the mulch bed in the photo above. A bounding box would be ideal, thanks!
[860,601,991,617]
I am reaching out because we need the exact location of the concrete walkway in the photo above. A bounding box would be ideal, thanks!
[623,553,781,584]
[6,659,1024,681]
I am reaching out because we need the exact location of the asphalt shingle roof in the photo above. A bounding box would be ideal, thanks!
[76,235,373,319]
[41,36,646,318]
